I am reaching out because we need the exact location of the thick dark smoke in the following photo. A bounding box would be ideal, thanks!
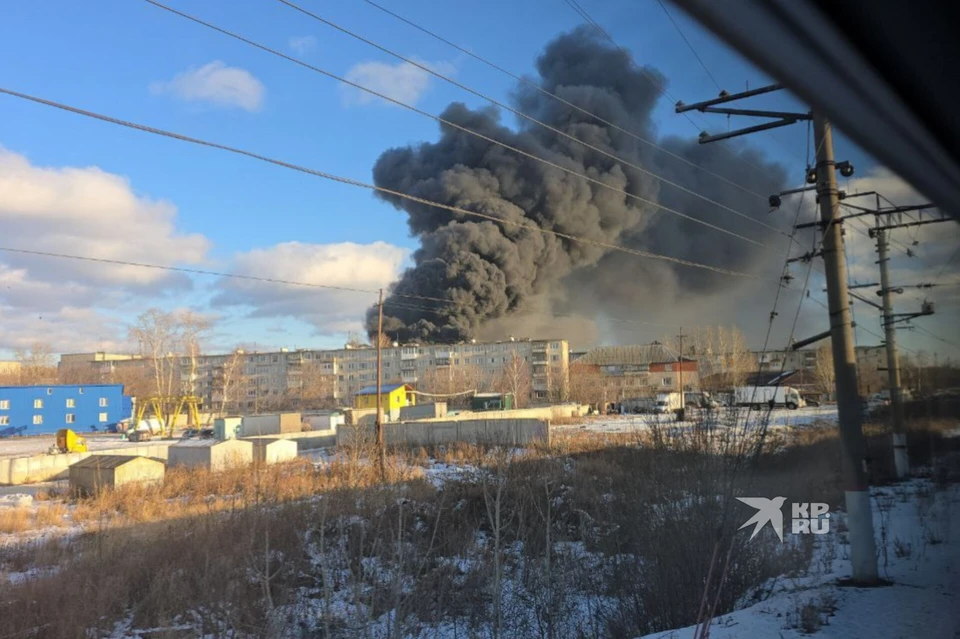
[367,27,788,343]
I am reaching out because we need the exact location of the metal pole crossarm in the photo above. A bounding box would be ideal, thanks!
[848,290,884,310]
[838,202,881,216]
[787,249,822,263]
[698,117,798,143]
[779,185,818,197]
[877,203,938,215]
[848,282,880,289]
[842,191,879,201]
[872,216,951,232]
[675,83,783,113]
[700,106,812,120]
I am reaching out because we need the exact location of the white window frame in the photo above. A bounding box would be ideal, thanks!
[0,416,8,425]
[33,415,43,425]
[662,377,673,386]
[0,400,9,410]
[99,397,108,407]
[99,412,108,423]
[66,414,75,424]
[66,398,75,408]
[33,399,43,409]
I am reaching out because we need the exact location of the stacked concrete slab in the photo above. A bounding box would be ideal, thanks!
[399,402,447,421]
[69,455,165,495]
[336,418,549,447]
[168,439,253,471]
[251,438,298,464]
[241,413,303,436]
[0,443,172,486]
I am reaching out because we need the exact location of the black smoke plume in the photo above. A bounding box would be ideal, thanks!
[367,27,788,343]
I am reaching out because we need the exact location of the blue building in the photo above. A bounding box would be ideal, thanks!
[0,384,134,436]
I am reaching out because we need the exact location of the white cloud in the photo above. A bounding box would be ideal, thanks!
[150,61,265,112]
[212,241,408,334]
[0,148,211,352]
[288,35,317,56]
[341,58,455,107]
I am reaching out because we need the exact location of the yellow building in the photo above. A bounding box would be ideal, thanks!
[354,383,416,411]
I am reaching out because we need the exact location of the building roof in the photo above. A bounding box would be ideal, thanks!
[744,370,800,386]
[576,344,680,367]
[171,439,248,448]
[0,383,124,391]
[70,455,161,469]
[356,383,410,396]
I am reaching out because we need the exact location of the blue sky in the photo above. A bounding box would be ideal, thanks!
[0,0,956,360]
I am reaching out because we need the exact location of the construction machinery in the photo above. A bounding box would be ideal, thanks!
[48,429,88,454]
[133,395,203,438]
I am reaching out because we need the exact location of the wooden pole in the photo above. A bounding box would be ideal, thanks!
[376,289,386,481]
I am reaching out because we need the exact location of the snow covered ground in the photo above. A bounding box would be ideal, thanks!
[0,433,175,459]
[643,479,960,639]
[554,406,839,434]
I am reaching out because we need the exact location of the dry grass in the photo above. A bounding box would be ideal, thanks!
[0,508,32,534]
[34,503,68,528]
[1,418,956,638]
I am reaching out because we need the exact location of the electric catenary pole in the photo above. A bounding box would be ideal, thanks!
[678,87,879,583]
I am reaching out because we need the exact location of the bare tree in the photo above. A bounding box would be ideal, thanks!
[129,308,210,436]
[567,360,605,408]
[419,363,486,408]
[496,352,531,408]
[663,325,752,392]
[213,349,248,417]
[14,342,56,385]
[813,343,835,399]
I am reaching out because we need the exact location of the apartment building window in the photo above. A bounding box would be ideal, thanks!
[662,378,673,386]
[0,416,7,425]
[47,388,53,395]
[99,412,108,423]
[78,388,84,394]
[99,397,108,407]
[551,342,560,349]
[0,400,8,410]
[33,399,43,409]
[66,399,75,408]
[66,414,75,424]
[551,355,560,362]
[33,415,43,425]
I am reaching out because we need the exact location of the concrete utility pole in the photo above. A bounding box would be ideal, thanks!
[677,88,879,584]
[875,228,909,478]
[677,327,685,422]
[375,289,386,481]
[814,114,878,583]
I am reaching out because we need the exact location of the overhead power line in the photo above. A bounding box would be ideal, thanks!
[0,246,454,305]
[260,0,780,246]
[0,249,689,333]
[654,0,722,90]
[0,87,764,282]
[358,0,774,207]
[142,0,768,249]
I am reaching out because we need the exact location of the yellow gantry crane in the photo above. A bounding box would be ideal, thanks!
[134,395,203,438]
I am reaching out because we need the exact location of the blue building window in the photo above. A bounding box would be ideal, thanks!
[33,415,43,425]
[66,414,75,424]
[33,399,43,409]
[0,416,8,425]
[0,400,8,409]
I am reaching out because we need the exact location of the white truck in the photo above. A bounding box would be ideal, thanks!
[734,386,805,410]
[653,391,684,414]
